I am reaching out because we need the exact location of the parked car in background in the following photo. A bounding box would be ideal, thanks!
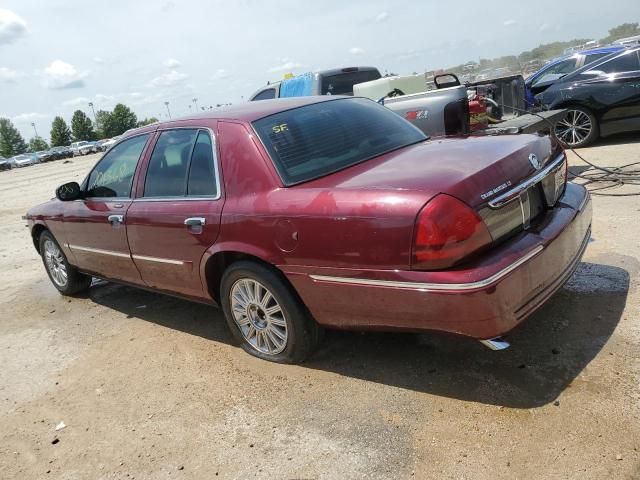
[249,66,381,100]
[36,150,52,162]
[613,35,640,48]
[70,141,95,156]
[26,96,591,363]
[10,153,39,167]
[538,47,640,147]
[100,136,120,151]
[525,45,625,106]
[0,156,11,171]
[49,146,73,159]
[95,139,110,152]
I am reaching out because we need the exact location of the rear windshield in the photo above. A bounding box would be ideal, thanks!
[320,70,381,95]
[252,98,427,185]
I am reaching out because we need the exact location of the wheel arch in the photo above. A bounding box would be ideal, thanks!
[31,222,49,253]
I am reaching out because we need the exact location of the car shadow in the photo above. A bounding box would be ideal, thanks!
[88,261,629,409]
[591,131,640,148]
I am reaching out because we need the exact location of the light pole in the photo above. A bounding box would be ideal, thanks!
[88,101,97,127]
[30,122,38,138]
[164,101,171,119]
[192,97,199,111]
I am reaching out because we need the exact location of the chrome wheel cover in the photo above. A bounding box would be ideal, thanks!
[230,278,288,355]
[555,109,593,147]
[44,239,68,287]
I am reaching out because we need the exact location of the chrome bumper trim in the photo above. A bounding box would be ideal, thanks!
[310,245,545,292]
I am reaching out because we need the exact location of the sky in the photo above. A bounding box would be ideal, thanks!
[0,0,638,141]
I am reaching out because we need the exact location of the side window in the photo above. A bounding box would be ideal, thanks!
[598,51,640,74]
[253,88,276,101]
[187,131,217,197]
[583,52,609,67]
[86,134,149,198]
[144,129,197,197]
[532,59,577,86]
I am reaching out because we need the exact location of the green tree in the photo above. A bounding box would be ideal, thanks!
[136,117,159,128]
[28,137,49,152]
[600,23,640,44]
[102,103,137,137]
[94,110,112,138]
[71,110,96,141]
[49,116,72,147]
[0,118,28,157]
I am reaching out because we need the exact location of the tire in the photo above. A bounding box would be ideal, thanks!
[220,261,321,364]
[554,107,599,148]
[39,231,92,295]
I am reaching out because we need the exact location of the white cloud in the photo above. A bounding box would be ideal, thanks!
[93,57,105,64]
[0,66,20,82]
[268,58,304,73]
[539,23,550,32]
[147,69,189,87]
[13,112,49,123]
[0,9,27,45]
[164,58,181,69]
[349,47,365,55]
[43,60,88,89]
[63,96,91,106]
[503,19,516,26]
[375,12,389,22]
[212,68,230,80]
[95,93,115,103]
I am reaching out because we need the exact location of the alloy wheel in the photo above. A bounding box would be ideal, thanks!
[44,239,68,287]
[230,278,288,355]
[554,109,593,147]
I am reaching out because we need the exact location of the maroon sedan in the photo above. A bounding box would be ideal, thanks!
[26,97,591,363]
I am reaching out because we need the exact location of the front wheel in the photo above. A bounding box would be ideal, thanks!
[554,107,599,148]
[220,261,321,363]
[40,231,92,295]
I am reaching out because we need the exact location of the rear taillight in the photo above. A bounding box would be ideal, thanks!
[412,194,492,270]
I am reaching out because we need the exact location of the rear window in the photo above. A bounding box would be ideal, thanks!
[252,98,426,185]
[320,69,381,95]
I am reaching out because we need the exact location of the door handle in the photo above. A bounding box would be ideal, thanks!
[184,217,206,227]
[108,214,124,224]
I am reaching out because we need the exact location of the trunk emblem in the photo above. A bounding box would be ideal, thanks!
[529,153,541,170]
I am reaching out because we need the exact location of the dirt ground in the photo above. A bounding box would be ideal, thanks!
[0,136,639,480]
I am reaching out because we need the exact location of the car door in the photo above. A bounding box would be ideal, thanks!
[125,126,223,299]
[63,133,151,284]
[587,50,640,135]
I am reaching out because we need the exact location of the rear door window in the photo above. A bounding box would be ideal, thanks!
[143,129,218,198]
[598,50,640,74]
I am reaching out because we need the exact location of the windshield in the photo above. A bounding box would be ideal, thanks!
[252,97,427,185]
[320,69,381,95]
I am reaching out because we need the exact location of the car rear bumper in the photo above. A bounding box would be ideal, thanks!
[284,182,592,339]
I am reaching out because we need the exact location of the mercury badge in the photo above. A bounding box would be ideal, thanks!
[528,153,541,170]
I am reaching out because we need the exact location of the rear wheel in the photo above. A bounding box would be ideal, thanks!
[220,261,321,363]
[554,107,599,148]
[39,231,91,295]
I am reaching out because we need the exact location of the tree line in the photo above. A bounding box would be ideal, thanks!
[0,103,158,158]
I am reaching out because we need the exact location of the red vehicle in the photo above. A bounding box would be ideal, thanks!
[26,97,591,363]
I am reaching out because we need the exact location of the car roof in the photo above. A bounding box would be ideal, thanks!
[561,46,640,82]
[126,96,344,135]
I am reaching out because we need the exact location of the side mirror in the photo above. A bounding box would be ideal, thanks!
[56,182,82,201]
[434,73,461,89]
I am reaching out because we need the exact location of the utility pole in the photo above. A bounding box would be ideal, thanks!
[164,101,171,119]
[192,97,199,111]
[30,122,38,138]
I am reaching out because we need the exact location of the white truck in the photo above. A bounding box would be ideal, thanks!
[70,141,95,156]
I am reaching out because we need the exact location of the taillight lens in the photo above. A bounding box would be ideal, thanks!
[412,194,492,270]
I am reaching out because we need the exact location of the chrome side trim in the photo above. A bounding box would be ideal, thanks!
[489,154,566,209]
[132,254,185,265]
[309,245,545,292]
[68,244,131,259]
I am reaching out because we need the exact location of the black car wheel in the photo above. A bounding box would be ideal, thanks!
[554,107,599,148]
